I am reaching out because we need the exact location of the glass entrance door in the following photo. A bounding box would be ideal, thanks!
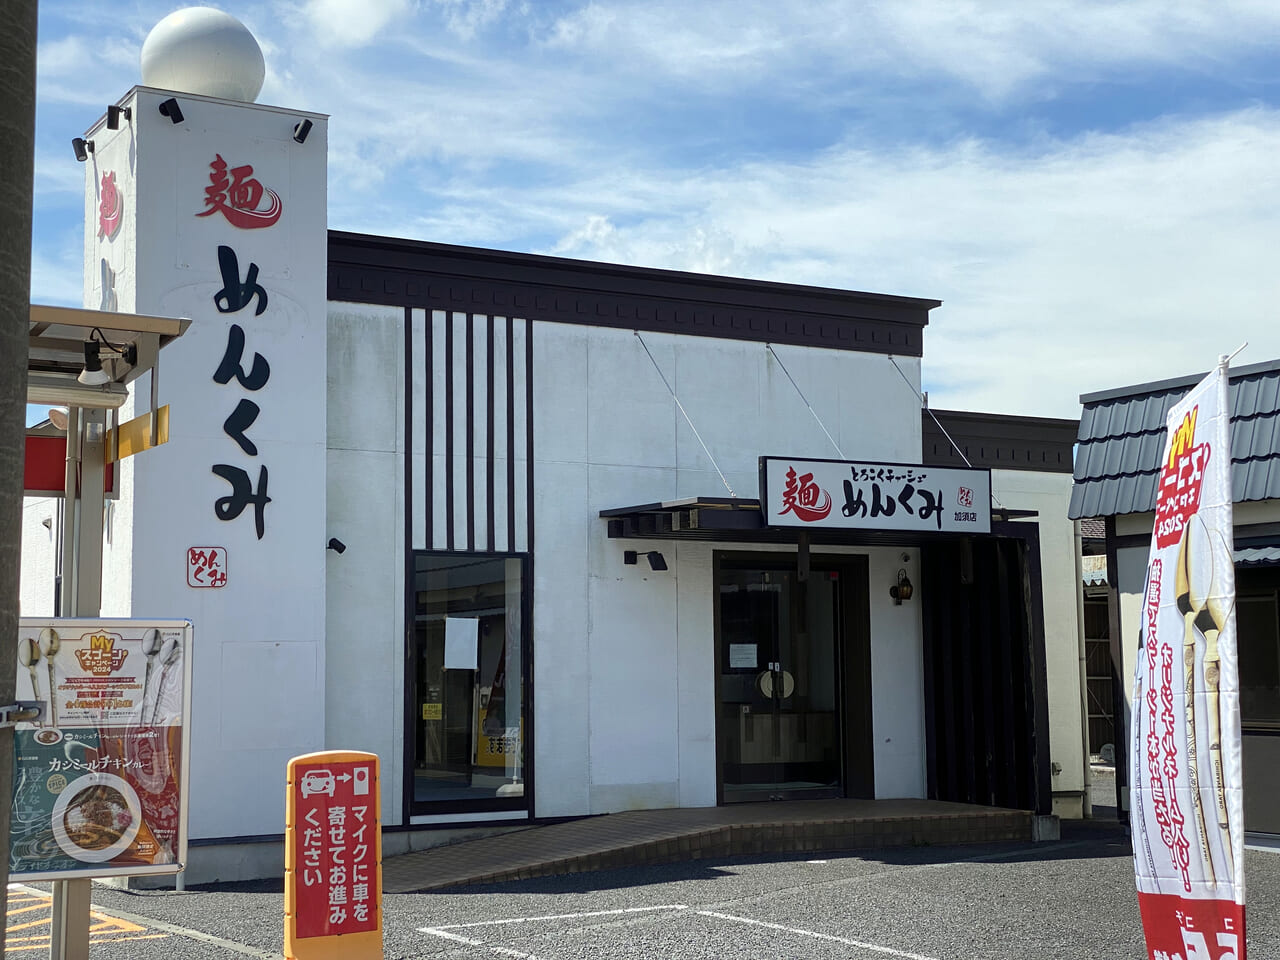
[717,564,842,802]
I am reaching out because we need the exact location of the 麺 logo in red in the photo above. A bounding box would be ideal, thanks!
[779,466,832,522]
[195,154,282,229]
[98,171,122,239]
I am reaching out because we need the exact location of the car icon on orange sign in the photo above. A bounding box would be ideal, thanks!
[300,769,336,798]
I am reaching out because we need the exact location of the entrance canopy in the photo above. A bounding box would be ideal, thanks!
[601,497,1036,545]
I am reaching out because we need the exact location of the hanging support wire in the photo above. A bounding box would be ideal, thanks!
[765,343,844,459]
[887,354,1006,509]
[635,332,736,497]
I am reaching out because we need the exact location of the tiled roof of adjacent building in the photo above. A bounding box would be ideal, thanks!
[1069,359,1280,519]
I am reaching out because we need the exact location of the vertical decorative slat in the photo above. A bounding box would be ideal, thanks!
[444,310,454,551]
[421,308,431,552]
[430,311,448,550]
[525,318,534,553]
[486,315,495,552]
[404,305,414,554]
[465,312,476,552]
[506,314,516,551]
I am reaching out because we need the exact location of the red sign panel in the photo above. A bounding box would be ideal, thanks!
[23,435,115,496]
[292,759,377,939]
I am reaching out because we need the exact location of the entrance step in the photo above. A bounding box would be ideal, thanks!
[382,798,1033,893]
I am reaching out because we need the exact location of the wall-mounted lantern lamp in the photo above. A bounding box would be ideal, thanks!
[106,105,132,130]
[158,98,185,124]
[624,550,668,572]
[890,568,914,604]
[71,137,94,162]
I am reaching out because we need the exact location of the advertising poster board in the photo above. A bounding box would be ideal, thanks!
[10,619,193,881]
[285,750,382,960]
[1132,360,1246,959]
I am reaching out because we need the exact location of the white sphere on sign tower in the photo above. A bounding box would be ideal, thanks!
[141,7,266,102]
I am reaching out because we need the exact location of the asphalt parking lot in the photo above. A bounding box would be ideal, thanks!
[7,820,1279,959]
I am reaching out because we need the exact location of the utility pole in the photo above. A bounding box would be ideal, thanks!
[0,3,39,953]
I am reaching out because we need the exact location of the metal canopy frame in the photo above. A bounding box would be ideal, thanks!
[601,497,1038,545]
[27,303,190,385]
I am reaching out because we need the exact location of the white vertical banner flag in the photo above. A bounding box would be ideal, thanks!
[1132,358,1246,960]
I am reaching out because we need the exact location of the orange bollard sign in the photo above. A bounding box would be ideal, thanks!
[284,751,382,960]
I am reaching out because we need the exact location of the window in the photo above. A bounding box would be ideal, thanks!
[410,554,527,810]
[1237,580,1280,730]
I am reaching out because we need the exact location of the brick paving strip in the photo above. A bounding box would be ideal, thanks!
[383,798,1032,893]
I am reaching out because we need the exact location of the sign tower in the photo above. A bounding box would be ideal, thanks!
[84,7,329,844]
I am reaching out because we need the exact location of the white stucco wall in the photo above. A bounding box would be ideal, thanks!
[19,498,59,617]
[324,302,406,827]
[531,324,927,817]
[991,468,1087,817]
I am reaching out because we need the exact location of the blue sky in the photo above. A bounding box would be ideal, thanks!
[31,1,1280,419]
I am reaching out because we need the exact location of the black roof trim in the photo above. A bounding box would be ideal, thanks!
[1079,358,1280,405]
[329,231,938,357]
[922,408,1078,474]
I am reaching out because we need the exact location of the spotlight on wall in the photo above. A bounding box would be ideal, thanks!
[327,537,347,555]
[623,550,667,571]
[292,118,313,144]
[890,568,914,605]
[78,341,109,385]
[158,98,184,124]
[71,137,94,162]
[77,329,137,386]
[106,105,132,130]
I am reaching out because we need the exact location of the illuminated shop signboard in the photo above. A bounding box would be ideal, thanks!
[759,457,991,534]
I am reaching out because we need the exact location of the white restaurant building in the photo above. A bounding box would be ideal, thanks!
[20,10,1090,881]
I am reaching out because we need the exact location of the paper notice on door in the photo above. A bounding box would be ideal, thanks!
[729,643,757,669]
[444,617,479,670]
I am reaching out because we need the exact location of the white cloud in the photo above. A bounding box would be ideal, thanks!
[429,0,514,39]
[539,1,1280,101]
[490,108,1280,418]
[297,0,412,48]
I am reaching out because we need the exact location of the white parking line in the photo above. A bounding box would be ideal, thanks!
[419,902,940,960]
[424,926,542,958]
[419,904,690,958]
[696,910,942,960]
[421,903,689,932]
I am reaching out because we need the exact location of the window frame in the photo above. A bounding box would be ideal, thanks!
[404,549,534,819]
